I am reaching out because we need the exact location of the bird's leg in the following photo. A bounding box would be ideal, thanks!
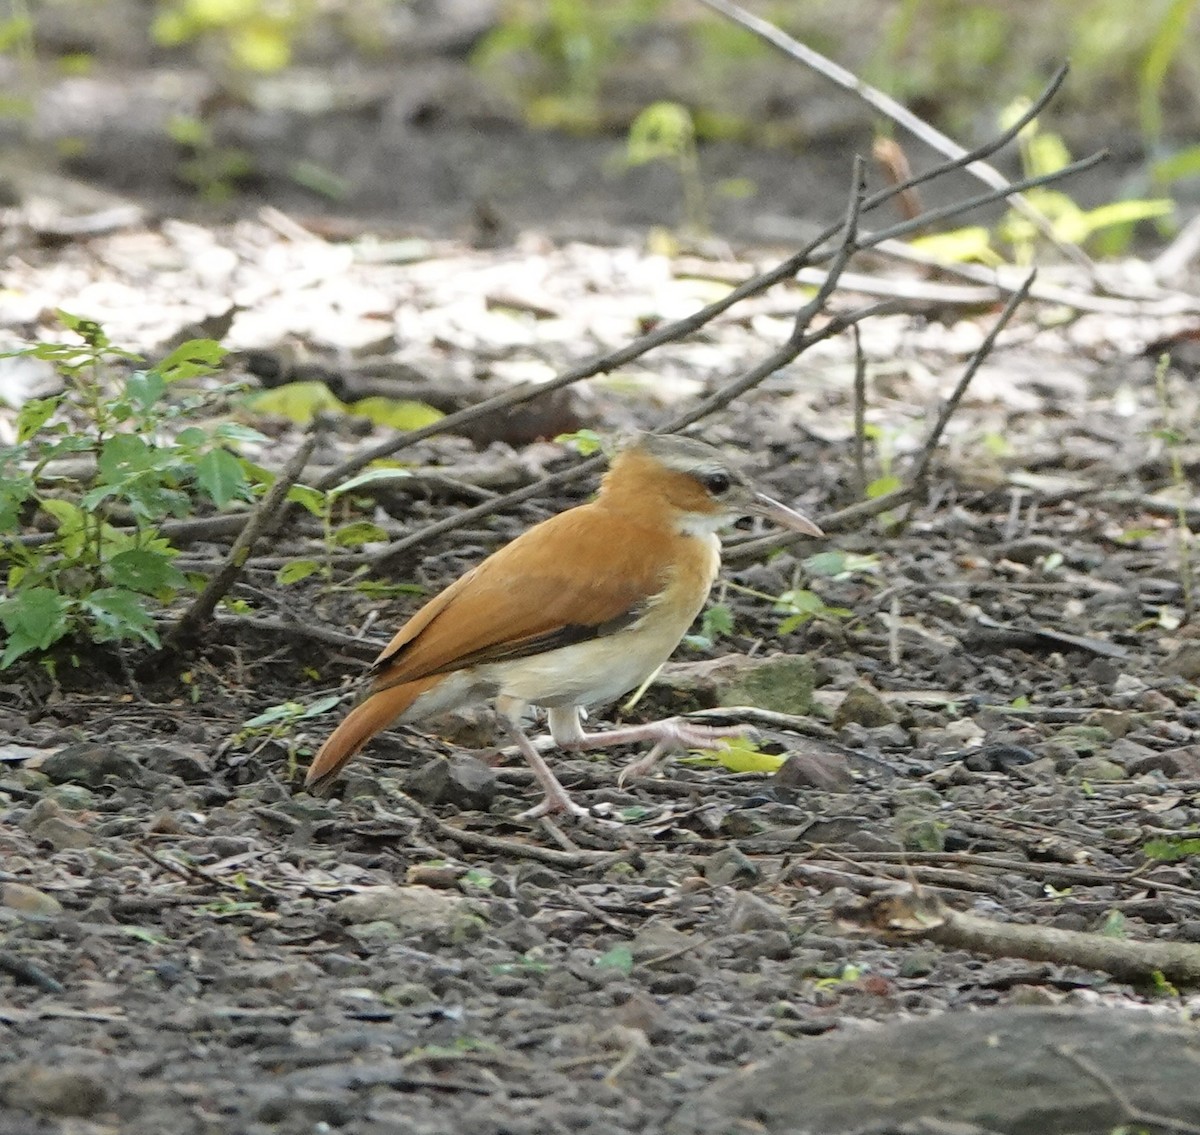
[499,717,589,820]
[547,707,752,782]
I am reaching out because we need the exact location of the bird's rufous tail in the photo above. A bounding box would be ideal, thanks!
[305,678,436,791]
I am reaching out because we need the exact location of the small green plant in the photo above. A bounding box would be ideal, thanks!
[471,0,665,130]
[234,692,341,777]
[554,428,605,456]
[153,0,310,74]
[1143,836,1200,862]
[0,2,35,132]
[768,551,879,636]
[1001,103,1173,259]
[684,601,733,650]
[1098,909,1127,938]
[914,102,1173,265]
[593,944,634,975]
[0,316,259,667]
[624,101,708,234]
[282,467,413,585]
[166,114,256,204]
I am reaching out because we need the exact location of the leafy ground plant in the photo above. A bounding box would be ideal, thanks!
[0,314,262,668]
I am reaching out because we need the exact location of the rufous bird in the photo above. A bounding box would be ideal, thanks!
[305,433,823,818]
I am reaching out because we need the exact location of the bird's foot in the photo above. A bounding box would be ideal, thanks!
[557,716,754,786]
[514,791,590,821]
[563,716,755,755]
[501,717,591,820]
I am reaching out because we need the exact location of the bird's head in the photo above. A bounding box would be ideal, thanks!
[600,433,824,539]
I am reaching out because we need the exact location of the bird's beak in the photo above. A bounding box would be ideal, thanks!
[748,491,824,537]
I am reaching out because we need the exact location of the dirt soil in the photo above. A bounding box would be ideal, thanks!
[3,201,1200,1135]
[4,9,1200,1130]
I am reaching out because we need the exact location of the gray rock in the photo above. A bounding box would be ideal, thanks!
[1163,643,1200,679]
[40,742,139,787]
[719,655,816,716]
[1069,756,1127,782]
[728,892,788,934]
[1,882,63,916]
[703,845,760,886]
[406,753,497,810]
[668,1007,1200,1135]
[833,683,898,730]
[1126,744,1200,779]
[0,1065,108,1117]
[773,749,854,792]
[29,814,93,850]
[333,884,485,936]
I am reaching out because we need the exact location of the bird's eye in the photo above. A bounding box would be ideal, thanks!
[703,471,731,495]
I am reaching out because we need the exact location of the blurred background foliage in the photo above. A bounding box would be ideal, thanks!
[0,0,1197,215]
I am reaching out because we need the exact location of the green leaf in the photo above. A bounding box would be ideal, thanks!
[867,475,903,499]
[803,550,880,579]
[329,467,413,497]
[214,422,269,445]
[683,737,787,773]
[554,428,605,456]
[153,338,227,381]
[775,589,826,617]
[241,694,341,731]
[1098,909,1127,939]
[231,20,292,72]
[39,498,89,558]
[276,559,321,585]
[349,397,443,431]
[55,309,109,348]
[1153,145,1200,185]
[287,484,326,515]
[332,521,389,548]
[103,548,186,596]
[0,15,33,53]
[1058,198,1174,247]
[16,395,61,441]
[909,226,1002,266]
[701,602,733,638]
[0,468,33,530]
[593,945,634,975]
[1143,837,1200,862]
[80,588,161,646]
[195,448,247,507]
[626,101,695,166]
[247,381,345,424]
[125,369,166,412]
[0,587,72,666]
[97,433,160,481]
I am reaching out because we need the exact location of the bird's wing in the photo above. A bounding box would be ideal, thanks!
[367,505,673,692]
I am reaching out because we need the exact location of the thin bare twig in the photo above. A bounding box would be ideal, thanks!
[851,323,867,497]
[908,270,1037,490]
[166,434,317,650]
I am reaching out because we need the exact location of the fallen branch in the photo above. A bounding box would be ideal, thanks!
[838,883,1200,984]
